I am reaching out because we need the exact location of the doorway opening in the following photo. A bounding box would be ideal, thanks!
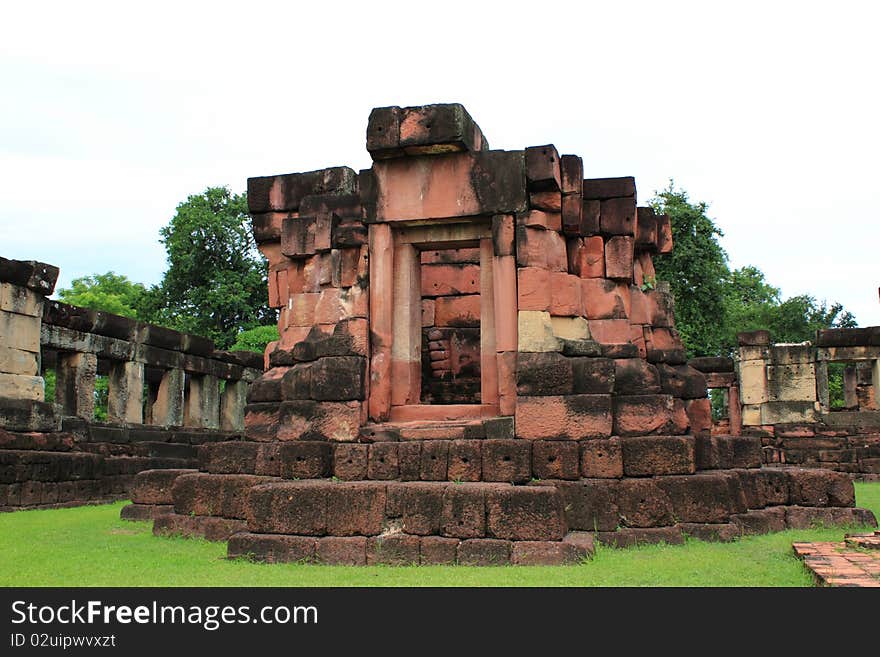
[420,247,482,404]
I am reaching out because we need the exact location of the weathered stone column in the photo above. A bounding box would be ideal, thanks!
[368,223,393,421]
[220,379,247,431]
[728,385,742,435]
[872,359,880,412]
[492,250,517,417]
[184,373,220,429]
[479,238,498,407]
[816,360,830,413]
[390,242,420,407]
[56,352,97,418]
[736,330,770,426]
[152,368,184,426]
[0,282,44,401]
[843,366,858,409]
[107,361,144,424]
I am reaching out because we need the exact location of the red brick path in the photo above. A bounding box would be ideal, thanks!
[793,532,880,587]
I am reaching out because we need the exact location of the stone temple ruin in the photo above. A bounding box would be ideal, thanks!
[1,103,877,565]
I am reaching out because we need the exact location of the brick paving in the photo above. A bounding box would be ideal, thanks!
[793,531,880,587]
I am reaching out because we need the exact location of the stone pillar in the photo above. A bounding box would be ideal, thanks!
[107,361,144,424]
[873,359,880,412]
[815,360,830,413]
[368,223,393,421]
[390,242,420,407]
[220,379,247,431]
[479,238,498,407]
[728,385,742,436]
[185,373,220,429]
[736,332,770,426]
[143,381,158,425]
[152,368,184,426]
[0,283,45,401]
[492,251,517,417]
[56,352,97,419]
[843,366,858,409]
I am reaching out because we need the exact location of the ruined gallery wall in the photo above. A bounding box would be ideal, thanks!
[733,327,880,476]
[0,256,262,510]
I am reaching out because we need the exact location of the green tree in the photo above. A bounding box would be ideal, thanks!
[147,187,273,349]
[650,182,856,358]
[230,325,279,353]
[722,266,855,350]
[650,182,730,357]
[56,272,147,318]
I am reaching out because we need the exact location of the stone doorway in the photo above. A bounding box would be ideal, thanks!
[368,219,514,423]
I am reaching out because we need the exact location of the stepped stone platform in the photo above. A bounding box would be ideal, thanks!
[123,103,876,565]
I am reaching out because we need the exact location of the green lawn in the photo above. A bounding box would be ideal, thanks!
[1,483,877,587]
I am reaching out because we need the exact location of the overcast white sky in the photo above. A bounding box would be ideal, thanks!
[1,1,878,325]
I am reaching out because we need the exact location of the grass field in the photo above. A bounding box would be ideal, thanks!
[1,482,877,587]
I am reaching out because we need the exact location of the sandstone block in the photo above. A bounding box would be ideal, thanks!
[550,316,590,342]
[485,485,566,541]
[419,536,460,565]
[525,144,561,191]
[582,177,636,201]
[333,443,368,480]
[518,311,561,352]
[604,236,634,281]
[441,483,487,538]
[316,536,367,565]
[614,358,660,395]
[481,439,532,483]
[515,394,613,440]
[386,482,447,535]
[517,267,551,311]
[457,538,512,565]
[228,533,316,564]
[421,263,480,297]
[447,440,482,482]
[531,440,580,480]
[615,478,675,528]
[570,357,615,394]
[600,197,636,236]
[588,319,631,345]
[568,235,605,278]
[550,271,584,316]
[579,438,623,478]
[516,352,574,396]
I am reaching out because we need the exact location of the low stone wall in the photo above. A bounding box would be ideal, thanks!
[0,424,241,511]
[754,420,880,479]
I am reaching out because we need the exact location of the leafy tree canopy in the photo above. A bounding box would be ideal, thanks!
[650,182,730,356]
[230,325,279,353]
[56,272,147,318]
[145,186,272,349]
